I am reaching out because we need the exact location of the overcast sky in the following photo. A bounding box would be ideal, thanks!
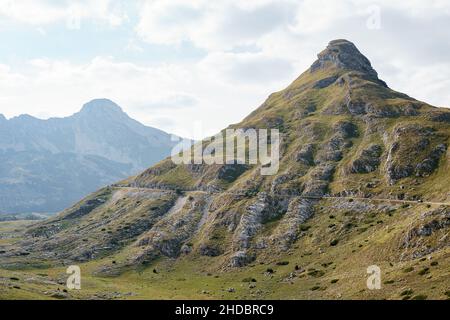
[0,0,449,137]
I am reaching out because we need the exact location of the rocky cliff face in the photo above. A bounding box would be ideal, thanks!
[0,99,178,214]
[4,40,449,284]
[311,39,383,86]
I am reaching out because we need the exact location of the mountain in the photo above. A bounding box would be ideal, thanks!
[0,99,178,214]
[1,40,449,299]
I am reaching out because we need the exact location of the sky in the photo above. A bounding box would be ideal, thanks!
[0,0,449,138]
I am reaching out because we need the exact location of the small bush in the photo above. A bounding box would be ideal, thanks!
[276,261,289,266]
[330,239,339,246]
[412,295,427,300]
[307,270,325,277]
[266,268,274,274]
[403,267,414,273]
[242,277,257,283]
[344,223,354,229]
[310,286,321,291]
[401,289,414,296]
[300,225,310,232]
[430,261,438,266]
[330,279,339,284]
[418,268,430,276]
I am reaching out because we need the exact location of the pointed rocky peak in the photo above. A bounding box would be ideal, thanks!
[311,39,378,77]
[78,99,127,119]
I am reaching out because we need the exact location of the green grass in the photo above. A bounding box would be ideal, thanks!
[1,55,449,300]
[1,197,449,300]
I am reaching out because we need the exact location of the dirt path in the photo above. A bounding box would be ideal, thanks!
[113,186,450,206]
[166,196,188,217]
[196,197,213,232]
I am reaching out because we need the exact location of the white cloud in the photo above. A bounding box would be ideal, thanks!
[384,62,450,108]
[135,0,204,46]
[124,39,144,53]
[0,0,449,138]
[288,0,356,34]
[132,0,450,113]
[135,0,295,50]
[199,51,294,86]
[0,0,64,25]
[134,0,450,57]
[0,0,127,28]
[0,54,293,137]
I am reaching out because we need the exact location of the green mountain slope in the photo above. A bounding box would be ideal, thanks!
[1,40,449,300]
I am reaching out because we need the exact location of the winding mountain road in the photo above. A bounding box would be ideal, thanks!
[113,185,450,206]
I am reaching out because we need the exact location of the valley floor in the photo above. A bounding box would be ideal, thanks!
[1,214,449,300]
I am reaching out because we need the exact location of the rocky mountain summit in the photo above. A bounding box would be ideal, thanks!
[0,99,177,214]
[1,40,449,299]
[311,39,383,85]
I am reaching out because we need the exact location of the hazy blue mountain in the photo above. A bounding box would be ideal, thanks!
[0,99,178,214]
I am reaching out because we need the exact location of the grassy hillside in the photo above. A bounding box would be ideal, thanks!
[1,39,449,300]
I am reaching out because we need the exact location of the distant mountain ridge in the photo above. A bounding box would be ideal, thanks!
[0,99,178,214]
